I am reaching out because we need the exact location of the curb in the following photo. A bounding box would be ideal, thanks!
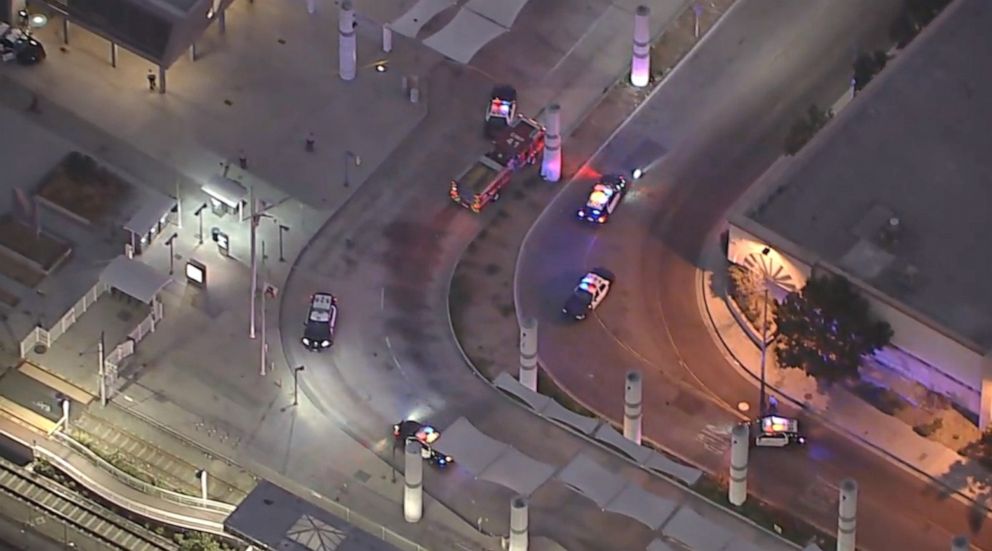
[694,244,992,516]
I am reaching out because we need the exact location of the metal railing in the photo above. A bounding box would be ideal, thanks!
[53,432,236,515]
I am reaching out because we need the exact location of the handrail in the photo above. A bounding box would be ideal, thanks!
[53,432,236,514]
[32,444,228,536]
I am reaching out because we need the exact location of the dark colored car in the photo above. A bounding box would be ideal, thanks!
[562,268,615,321]
[301,293,337,351]
[0,25,46,66]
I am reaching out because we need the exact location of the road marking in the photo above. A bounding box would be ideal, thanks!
[380,287,385,311]
[384,337,411,381]
[697,423,732,456]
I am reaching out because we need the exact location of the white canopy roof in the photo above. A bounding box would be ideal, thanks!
[662,507,733,551]
[603,484,676,531]
[557,454,626,508]
[202,174,247,208]
[434,417,557,497]
[646,539,677,551]
[123,193,176,236]
[495,373,600,435]
[464,0,529,27]
[100,255,171,303]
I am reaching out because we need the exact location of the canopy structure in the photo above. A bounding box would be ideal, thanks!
[123,193,176,237]
[100,255,171,303]
[202,174,247,209]
[434,417,556,497]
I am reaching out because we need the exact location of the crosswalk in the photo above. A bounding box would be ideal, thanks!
[390,0,532,63]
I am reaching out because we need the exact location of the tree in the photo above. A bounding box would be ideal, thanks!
[890,0,951,47]
[852,50,890,94]
[774,274,893,384]
[783,105,833,156]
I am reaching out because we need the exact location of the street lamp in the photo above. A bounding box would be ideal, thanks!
[343,151,361,187]
[194,204,207,244]
[194,469,208,503]
[165,233,178,275]
[759,247,771,415]
[293,366,305,406]
[277,223,289,262]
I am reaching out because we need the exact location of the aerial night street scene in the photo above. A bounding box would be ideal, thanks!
[0,0,990,550]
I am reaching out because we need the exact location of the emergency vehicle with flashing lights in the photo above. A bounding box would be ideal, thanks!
[562,268,615,320]
[392,420,453,468]
[450,116,545,213]
[577,174,628,224]
[484,85,517,139]
[301,292,337,351]
[750,415,806,448]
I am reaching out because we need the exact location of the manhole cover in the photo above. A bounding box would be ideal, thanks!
[33,344,47,354]
[353,470,371,483]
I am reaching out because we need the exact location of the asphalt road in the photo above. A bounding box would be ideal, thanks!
[515,0,992,550]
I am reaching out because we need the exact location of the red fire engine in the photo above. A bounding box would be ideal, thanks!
[450,116,545,213]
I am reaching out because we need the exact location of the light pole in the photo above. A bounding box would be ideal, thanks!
[343,151,360,187]
[758,247,771,415]
[194,204,207,244]
[165,233,178,275]
[278,224,289,262]
[293,366,305,405]
[195,469,208,503]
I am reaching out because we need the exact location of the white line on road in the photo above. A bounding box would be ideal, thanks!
[384,336,411,381]
[380,287,385,311]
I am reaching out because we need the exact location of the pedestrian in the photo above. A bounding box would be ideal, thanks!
[147,70,157,91]
[768,395,779,413]
[238,149,248,169]
[305,132,315,152]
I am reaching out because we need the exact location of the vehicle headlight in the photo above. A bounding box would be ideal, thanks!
[321,340,331,348]
[302,338,310,345]
[577,210,585,217]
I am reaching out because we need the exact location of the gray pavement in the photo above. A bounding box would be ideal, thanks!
[515,0,992,549]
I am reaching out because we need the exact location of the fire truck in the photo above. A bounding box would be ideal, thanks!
[450,116,545,213]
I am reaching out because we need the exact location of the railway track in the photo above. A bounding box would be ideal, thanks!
[0,458,177,551]
[74,413,249,504]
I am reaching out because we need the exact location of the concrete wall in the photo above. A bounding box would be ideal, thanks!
[728,219,988,414]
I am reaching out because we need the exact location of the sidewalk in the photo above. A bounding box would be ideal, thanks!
[697,237,992,506]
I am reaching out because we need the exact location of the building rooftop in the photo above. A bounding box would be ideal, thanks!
[746,0,992,351]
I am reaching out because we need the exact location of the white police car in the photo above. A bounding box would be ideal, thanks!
[302,293,337,351]
[562,268,614,320]
[577,174,627,224]
[752,415,806,448]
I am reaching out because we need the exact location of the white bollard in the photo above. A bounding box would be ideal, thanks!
[951,535,969,551]
[728,423,749,506]
[338,0,356,81]
[383,25,393,53]
[837,479,858,551]
[623,370,642,444]
[403,439,423,523]
[540,104,561,182]
[630,6,651,87]
[509,496,528,551]
[519,318,538,391]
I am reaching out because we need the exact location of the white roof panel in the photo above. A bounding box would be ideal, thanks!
[421,9,506,64]
[100,255,171,303]
[433,417,508,474]
[556,454,626,508]
[123,193,176,236]
[603,484,676,530]
[478,447,556,497]
[202,175,247,208]
[663,507,733,551]
[464,0,529,28]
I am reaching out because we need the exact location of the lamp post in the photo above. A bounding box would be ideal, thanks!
[165,233,178,275]
[194,204,207,244]
[758,247,771,415]
[195,469,208,503]
[278,224,289,262]
[344,151,360,187]
[293,365,305,405]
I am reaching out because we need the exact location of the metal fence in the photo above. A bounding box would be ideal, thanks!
[19,281,109,359]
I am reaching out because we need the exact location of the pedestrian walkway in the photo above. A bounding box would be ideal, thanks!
[697,238,992,506]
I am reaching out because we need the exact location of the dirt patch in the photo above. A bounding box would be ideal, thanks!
[0,250,45,289]
[0,215,72,271]
[36,152,131,225]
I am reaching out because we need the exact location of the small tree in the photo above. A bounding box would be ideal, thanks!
[774,274,893,383]
[783,105,833,156]
[852,50,889,94]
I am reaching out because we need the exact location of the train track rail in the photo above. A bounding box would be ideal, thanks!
[0,458,177,551]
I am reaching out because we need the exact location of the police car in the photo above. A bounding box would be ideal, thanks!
[392,420,453,468]
[301,293,337,351]
[577,174,627,224]
[485,84,517,139]
[751,415,806,448]
[562,268,614,320]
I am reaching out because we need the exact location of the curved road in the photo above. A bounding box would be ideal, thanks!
[276,56,791,551]
[516,0,992,550]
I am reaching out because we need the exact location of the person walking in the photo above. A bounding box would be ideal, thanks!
[147,70,157,91]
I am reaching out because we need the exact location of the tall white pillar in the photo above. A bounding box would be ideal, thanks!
[951,535,969,551]
[728,423,749,506]
[519,318,538,391]
[540,104,561,182]
[403,439,423,523]
[837,479,858,551]
[630,6,651,87]
[623,370,642,444]
[509,496,528,551]
[339,0,357,81]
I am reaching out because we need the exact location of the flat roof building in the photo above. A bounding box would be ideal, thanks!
[728,0,992,415]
